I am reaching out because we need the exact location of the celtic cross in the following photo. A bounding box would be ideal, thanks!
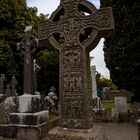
[39,0,114,129]
[17,26,38,95]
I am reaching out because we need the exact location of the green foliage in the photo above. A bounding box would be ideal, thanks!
[97,76,118,90]
[103,102,115,110]
[100,0,140,95]
[0,0,49,94]
[36,49,59,95]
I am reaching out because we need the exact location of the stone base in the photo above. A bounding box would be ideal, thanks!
[17,95,43,113]
[9,109,48,140]
[15,123,47,140]
[10,111,48,125]
[48,125,108,140]
[0,123,48,140]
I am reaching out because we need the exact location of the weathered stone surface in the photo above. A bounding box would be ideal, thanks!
[48,125,107,140]
[16,123,48,140]
[39,0,114,129]
[17,95,43,113]
[0,97,16,124]
[17,26,38,95]
[10,111,48,125]
[0,123,48,140]
[0,125,17,138]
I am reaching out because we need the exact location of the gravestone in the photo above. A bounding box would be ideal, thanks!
[114,97,127,113]
[39,0,114,139]
[10,76,17,96]
[0,74,6,95]
[9,26,48,140]
[5,83,11,97]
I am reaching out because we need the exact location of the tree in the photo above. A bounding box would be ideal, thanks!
[100,0,140,96]
[96,76,118,90]
[0,0,39,93]
[36,48,59,96]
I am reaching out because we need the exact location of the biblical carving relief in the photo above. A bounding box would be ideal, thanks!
[63,72,83,92]
[63,48,81,69]
[62,95,83,118]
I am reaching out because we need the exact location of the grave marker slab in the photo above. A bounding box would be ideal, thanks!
[0,74,6,95]
[115,96,127,113]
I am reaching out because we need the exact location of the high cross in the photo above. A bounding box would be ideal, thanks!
[17,26,38,95]
[39,0,114,129]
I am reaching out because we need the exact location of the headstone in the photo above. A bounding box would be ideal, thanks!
[0,74,6,95]
[5,83,11,97]
[10,76,17,96]
[39,0,114,139]
[114,97,127,113]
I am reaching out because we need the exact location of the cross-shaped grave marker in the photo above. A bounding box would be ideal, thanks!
[0,74,6,95]
[39,0,114,129]
[17,26,38,95]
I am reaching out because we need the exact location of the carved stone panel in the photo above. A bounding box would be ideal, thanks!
[62,95,84,119]
[38,0,114,129]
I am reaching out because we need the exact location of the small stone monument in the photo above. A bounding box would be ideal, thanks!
[39,0,114,139]
[114,96,127,113]
[10,75,17,96]
[9,26,48,140]
[5,83,11,97]
[0,74,6,95]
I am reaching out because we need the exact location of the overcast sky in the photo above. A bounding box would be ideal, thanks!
[27,0,110,78]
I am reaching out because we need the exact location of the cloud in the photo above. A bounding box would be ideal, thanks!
[27,0,60,15]
[90,39,110,78]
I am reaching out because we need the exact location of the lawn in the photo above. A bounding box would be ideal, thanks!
[103,102,115,110]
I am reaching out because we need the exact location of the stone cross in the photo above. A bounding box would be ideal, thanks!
[17,26,38,95]
[39,0,114,129]
[0,74,6,95]
[10,76,17,96]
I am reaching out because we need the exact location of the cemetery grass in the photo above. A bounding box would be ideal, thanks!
[49,114,58,120]
[103,102,115,110]
[103,102,133,110]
